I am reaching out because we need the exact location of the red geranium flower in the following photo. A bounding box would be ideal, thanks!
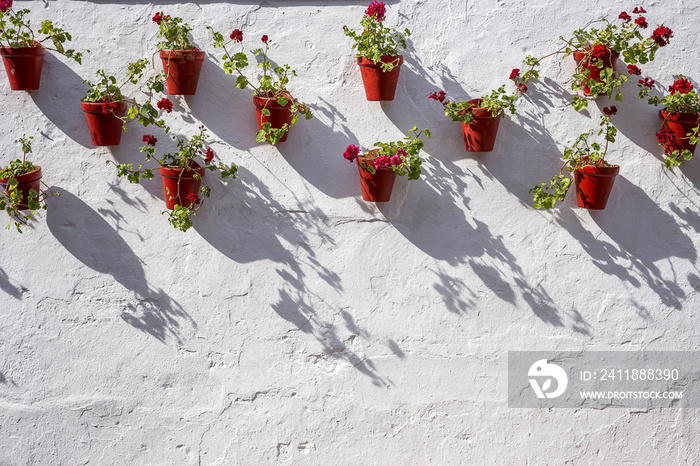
[343,144,360,162]
[632,7,646,14]
[157,98,174,113]
[669,77,693,95]
[656,126,675,144]
[186,193,201,205]
[639,77,655,89]
[627,64,642,75]
[591,44,609,59]
[142,135,157,146]
[152,12,170,25]
[230,29,243,42]
[373,155,392,169]
[652,26,673,47]
[429,90,446,103]
[618,11,631,21]
[603,106,617,116]
[365,1,386,22]
[0,0,12,13]
[204,148,215,163]
[517,83,527,93]
[102,101,118,114]
[635,16,648,28]
[261,35,269,43]
[509,69,520,80]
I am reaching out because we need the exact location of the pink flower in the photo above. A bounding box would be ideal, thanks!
[152,12,170,26]
[652,26,673,47]
[0,0,12,13]
[669,78,693,95]
[365,1,386,22]
[635,16,648,28]
[343,144,360,162]
[632,7,646,14]
[261,35,269,43]
[627,64,642,75]
[186,193,201,205]
[509,69,520,80]
[429,90,446,103]
[204,148,215,163]
[639,77,655,89]
[517,83,527,93]
[390,155,402,166]
[102,101,118,114]
[603,106,617,116]
[618,11,631,21]
[373,155,392,169]
[230,29,243,42]
[656,126,675,145]
[142,135,157,146]
[157,98,173,113]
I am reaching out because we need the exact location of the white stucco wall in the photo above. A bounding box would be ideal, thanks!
[1,0,699,464]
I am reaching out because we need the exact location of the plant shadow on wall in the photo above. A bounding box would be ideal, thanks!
[28,54,94,148]
[46,188,195,344]
[556,176,696,311]
[194,167,390,385]
[668,198,700,292]
[0,266,23,300]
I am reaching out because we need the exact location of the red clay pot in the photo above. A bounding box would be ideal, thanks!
[159,162,205,210]
[0,165,42,211]
[253,94,294,143]
[574,164,619,210]
[461,98,502,152]
[357,56,403,101]
[658,109,699,157]
[572,49,619,96]
[0,45,46,90]
[80,100,128,146]
[159,49,205,95]
[356,156,396,202]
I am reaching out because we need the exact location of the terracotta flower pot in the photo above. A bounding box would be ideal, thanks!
[0,45,46,91]
[355,155,396,202]
[572,49,619,96]
[461,98,502,152]
[658,109,699,157]
[80,100,128,146]
[159,162,205,210]
[0,165,42,211]
[159,49,205,95]
[356,55,403,101]
[253,94,294,143]
[574,164,619,210]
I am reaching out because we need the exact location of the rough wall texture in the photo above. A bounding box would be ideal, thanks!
[1,0,699,464]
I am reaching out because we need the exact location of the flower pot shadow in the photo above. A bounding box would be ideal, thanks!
[28,53,94,148]
[46,188,195,344]
[380,153,590,334]
[276,97,360,199]
[556,176,695,311]
[184,55,259,152]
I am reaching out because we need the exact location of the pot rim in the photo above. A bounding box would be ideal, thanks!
[0,164,42,185]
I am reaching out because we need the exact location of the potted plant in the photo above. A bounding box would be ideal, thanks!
[343,1,410,101]
[530,108,619,210]
[638,75,700,169]
[109,126,238,232]
[429,70,527,152]
[0,136,56,232]
[153,12,204,95]
[519,7,674,111]
[342,126,431,202]
[81,59,170,146]
[0,0,85,90]
[208,28,313,144]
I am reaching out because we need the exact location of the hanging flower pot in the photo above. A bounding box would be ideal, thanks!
[159,49,205,95]
[159,162,206,210]
[658,109,699,157]
[461,98,503,152]
[573,164,619,210]
[572,47,619,97]
[356,56,403,101]
[80,100,128,146]
[253,93,294,143]
[0,44,46,91]
[356,155,397,202]
[0,165,42,211]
